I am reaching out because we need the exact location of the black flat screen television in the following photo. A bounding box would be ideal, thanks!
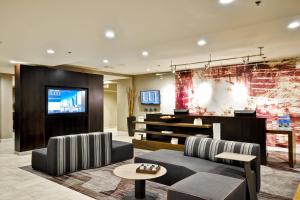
[46,87,87,115]
[140,90,160,105]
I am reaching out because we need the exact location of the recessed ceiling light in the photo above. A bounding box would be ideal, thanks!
[142,51,149,57]
[47,49,55,54]
[103,59,109,64]
[197,39,207,46]
[104,84,109,89]
[146,68,151,72]
[10,60,26,64]
[288,21,300,29]
[219,0,234,4]
[105,30,115,39]
[104,80,113,84]
[103,66,114,69]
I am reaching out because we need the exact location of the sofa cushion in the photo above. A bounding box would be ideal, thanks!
[112,140,133,163]
[88,132,112,167]
[47,132,112,176]
[135,150,196,185]
[168,172,246,200]
[136,149,245,176]
[135,149,258,191]
[184,136,261,190]
[184,137,258,164]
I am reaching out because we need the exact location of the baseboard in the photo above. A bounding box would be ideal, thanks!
[14,150,32,155]
[0,138,13,142]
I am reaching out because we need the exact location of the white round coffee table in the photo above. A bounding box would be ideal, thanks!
[113,163,167,200]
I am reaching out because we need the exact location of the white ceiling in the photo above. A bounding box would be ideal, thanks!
[0,0,300,75]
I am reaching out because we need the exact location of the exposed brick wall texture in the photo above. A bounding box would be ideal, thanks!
[175,60,300,147]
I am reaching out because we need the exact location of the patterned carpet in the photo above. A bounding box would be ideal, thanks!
[22,149,300,200]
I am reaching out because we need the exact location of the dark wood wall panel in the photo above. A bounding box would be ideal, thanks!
[45,115,88,143]
[15,65,103,152]
[88,75,104,132]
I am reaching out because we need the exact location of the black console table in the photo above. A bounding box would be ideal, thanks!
[132,120,212,152]
[133,114,267,165]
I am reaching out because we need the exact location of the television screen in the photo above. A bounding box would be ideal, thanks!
[140,90,160,105]
[47,88,87,114]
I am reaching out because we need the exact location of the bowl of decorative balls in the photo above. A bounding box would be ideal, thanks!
[136,163,161,174]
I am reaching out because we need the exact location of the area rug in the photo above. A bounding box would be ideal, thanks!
[21,149,300,200]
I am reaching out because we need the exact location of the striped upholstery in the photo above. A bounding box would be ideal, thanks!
[89,132,112,167]
[184,136,261,191]
[80,134,90,169]
[47,132,112,176]
[184,136,259,165]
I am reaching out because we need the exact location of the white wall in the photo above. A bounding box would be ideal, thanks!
[133,73,175,117]
[0,63,14,75]
[0,75,13,139]
[116,78,133,131]
[104,86,117,129]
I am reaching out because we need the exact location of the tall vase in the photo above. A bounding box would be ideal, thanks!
[127,116,136,137]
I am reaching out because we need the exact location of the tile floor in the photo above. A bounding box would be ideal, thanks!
[1,130,297,200]
[0,130,132,200]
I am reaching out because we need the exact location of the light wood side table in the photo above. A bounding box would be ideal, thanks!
[113,163,167,200]
[215,152,257,200]
[266,129,296,168]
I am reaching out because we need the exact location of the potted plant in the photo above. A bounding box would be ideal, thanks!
[126,87,137,136]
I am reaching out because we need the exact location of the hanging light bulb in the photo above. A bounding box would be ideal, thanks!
[242,56,250,65]
[253,63,258,71]
[204,61,211,70]
[170,60,176,74]
[171,65,176,74]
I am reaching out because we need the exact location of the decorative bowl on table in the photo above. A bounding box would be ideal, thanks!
[136,163,161,174]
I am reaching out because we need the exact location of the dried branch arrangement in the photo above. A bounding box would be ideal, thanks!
[126,87,137,116]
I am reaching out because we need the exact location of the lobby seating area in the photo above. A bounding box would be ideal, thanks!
[135,137,260,200]
[0,1,299,200]
[31,132,133,175]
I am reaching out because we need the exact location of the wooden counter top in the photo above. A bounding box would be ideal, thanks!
[133,121,212,128]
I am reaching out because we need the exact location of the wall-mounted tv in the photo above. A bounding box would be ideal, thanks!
[140,90,160,105]
[47,87,87,115]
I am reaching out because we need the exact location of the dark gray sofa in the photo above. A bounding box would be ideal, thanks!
[32,132,133,176]
[135,137,260,200]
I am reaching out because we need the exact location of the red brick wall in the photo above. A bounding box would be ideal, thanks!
[175,60,300,147]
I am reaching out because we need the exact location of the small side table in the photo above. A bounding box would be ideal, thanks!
[215,152,257,200]
[113,163,167,200]
[266,129,296,168]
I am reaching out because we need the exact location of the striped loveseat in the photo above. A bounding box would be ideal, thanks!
[135,136,261,200]
[32,132,133,176]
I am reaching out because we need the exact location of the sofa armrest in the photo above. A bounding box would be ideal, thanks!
[32,148,48,173]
